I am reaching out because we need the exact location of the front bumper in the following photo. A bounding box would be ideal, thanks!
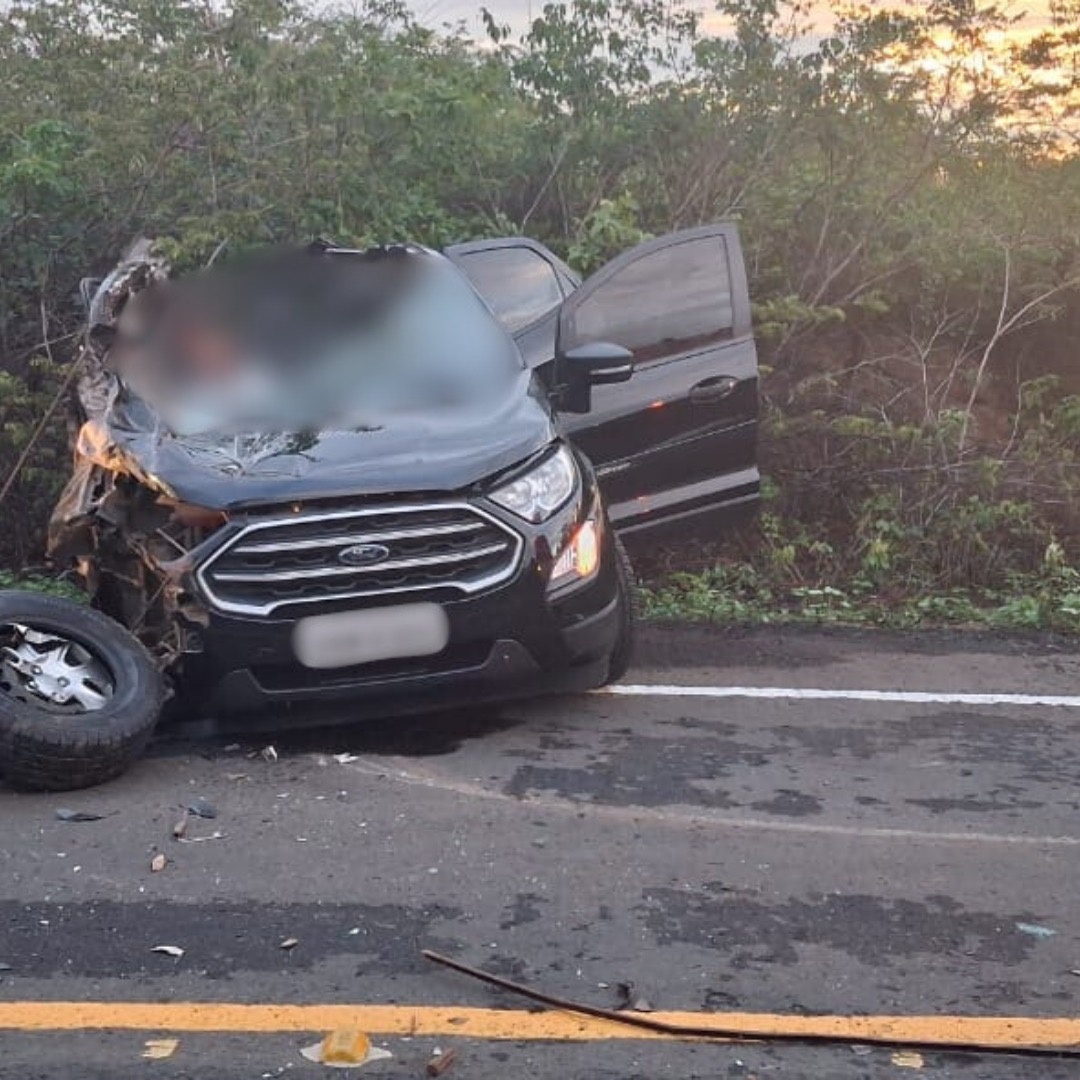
[170,519,622,727]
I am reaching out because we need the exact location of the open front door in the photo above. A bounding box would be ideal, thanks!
[557,224,759,538]
[444,238,579,368]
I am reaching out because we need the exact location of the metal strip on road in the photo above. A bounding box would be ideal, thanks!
[603,685,1080,708]
[3,1002,1080,1050]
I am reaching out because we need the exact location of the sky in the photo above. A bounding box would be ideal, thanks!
[412,0,1060,42]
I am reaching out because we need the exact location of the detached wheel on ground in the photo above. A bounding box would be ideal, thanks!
[0,591,165,792]
[606,536,638,683]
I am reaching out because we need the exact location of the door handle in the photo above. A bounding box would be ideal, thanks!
[689,376,738,404]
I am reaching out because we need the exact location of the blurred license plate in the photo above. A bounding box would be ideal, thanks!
[293,603,449,670]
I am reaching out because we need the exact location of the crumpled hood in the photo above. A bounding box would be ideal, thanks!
[93,370,556,510]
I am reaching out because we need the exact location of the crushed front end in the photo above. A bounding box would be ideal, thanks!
[48,242,624,727]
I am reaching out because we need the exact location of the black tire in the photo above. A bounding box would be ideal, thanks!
[606,536,638,683]
[0,591,164,792]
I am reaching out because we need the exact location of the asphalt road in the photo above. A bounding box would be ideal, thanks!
[3,624,1080,1078]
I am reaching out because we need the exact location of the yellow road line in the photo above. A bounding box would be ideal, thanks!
[0,1003,1079,1048]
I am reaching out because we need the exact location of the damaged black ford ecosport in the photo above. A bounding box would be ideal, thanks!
[0,226,758,790]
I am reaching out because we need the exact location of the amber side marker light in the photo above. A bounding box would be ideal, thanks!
[551,519,600,586]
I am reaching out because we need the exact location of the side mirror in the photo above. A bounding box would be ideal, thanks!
[561,341,634,385]
[554,341,634,414]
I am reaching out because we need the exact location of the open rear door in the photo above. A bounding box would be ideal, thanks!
[556,224,759,538]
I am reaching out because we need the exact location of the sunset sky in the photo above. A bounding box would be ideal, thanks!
[413,0,1060,39]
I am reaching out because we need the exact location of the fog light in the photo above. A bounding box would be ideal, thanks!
[550,519,600,587]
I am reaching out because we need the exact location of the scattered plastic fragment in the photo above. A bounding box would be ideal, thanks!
[426,1048,457,1076]
[172,817,188,840]
[150,853,167,873]
[142,1038,179,1060]
[333,753,360,764]
[1016,922,1057,939]
[300,1029,392,1068]
[177,830,227,844]
[55,808,109,822]
[151,945,185,958]
[614,981,654,1012]
[280,938,299,950]
[226,772,249,782]
[0,963,12,972]
[891,1050,925,1068]
[260,745,278,762]
[185,797,218,820]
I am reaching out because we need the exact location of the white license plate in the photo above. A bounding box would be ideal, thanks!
[292,603,449,670]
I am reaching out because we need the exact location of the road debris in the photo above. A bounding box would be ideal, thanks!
[0,963,12,972]
[421,949,1080,1060]
[142,1038,179,1060]
[891,1050,925,1068]
[614,981,655,1013]
[172,817,188,839]
[333,753,360,764]
[150,853,167,873]
[185,797,217,820]
[300,1029,392,1069]
[177,830,227,844]
[280,938,299,951]
[258,745,278,762]
[54,808,111,822]
[425,1048,457,1076]
[150,945,185,958]
[1016,922,1057,939]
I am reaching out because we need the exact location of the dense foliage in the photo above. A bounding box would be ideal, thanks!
[2,0,1079,626]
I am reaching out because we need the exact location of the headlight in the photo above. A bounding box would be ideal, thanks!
[550,518,600,588]
[490,445,577,523]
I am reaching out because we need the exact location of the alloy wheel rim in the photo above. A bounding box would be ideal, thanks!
[0,622,115,713]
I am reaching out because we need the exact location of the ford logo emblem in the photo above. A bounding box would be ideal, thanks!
[338,543,390,567]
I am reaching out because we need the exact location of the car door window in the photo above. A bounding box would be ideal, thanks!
[454,246,565,333]
[564,235,733,365]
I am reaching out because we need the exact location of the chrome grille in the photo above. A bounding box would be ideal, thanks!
[197,503,522,616]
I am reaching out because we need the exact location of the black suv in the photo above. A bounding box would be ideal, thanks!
[0,226,758,791]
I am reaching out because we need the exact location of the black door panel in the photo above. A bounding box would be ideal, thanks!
[444,227,760,538]
[556,224,758,537]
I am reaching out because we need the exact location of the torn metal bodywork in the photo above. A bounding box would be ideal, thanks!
[49,241,210,672]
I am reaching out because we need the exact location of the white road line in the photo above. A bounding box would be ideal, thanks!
[602,685,1080,708]
[344,758,1080,846]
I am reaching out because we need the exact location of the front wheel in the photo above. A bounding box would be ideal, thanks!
[0,591,165,792]
[605,537,638,683]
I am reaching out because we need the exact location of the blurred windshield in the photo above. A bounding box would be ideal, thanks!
[108,247,523,436]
